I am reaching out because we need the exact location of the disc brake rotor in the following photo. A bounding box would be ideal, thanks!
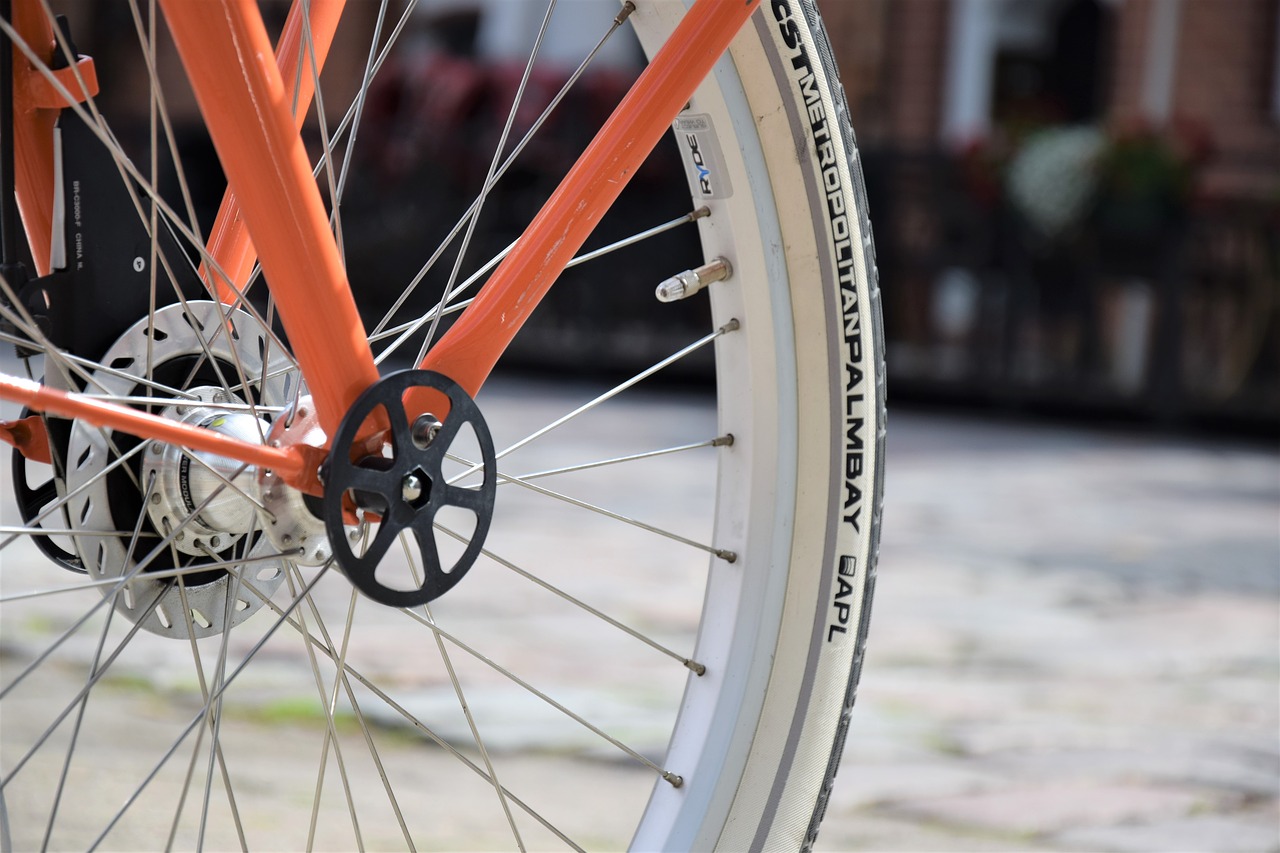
[64,301,295,639]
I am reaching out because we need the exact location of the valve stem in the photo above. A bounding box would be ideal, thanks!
[655,257,732,303]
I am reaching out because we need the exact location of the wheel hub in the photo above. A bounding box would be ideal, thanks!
[142,387,269,557]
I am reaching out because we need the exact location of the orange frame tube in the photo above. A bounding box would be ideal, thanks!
[3,0,760,491]
[198,0,345,303]
[418,0,761,402]
[157,0,379,442]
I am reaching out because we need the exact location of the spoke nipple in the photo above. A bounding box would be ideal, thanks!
[685,659,707,676]
[662,771,684,789]
[691,205,711,220]
[715,549,737,563]
[712,434,735,447]
[615,1,636,25]
[718,318,741,334]
[655,258,731,303]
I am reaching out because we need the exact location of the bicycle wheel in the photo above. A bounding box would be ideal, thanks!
[0,1,884,849]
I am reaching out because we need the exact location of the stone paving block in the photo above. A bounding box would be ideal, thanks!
[1052,815,1280,853]
[825,760,1003,811]
[885,783,1213,836]
[815,812,1051,853]
[989,744,1280,799]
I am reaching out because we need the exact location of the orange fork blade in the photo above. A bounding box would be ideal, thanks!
[199,0,346,302]
[0,374,323,492]
[159,0,379,440]
[415,0,761,407]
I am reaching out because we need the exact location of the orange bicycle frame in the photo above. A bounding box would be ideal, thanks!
[2,0,761,491]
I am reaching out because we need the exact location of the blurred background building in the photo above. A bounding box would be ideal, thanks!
[822,0,1279,427]
[56,0,1280,425]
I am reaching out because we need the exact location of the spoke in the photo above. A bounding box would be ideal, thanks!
[1,584,167,791]
[319,0,421,205]
[37,468,159,849]
[81,565,334,852]
[414,0,560,366]
[175,568,249,853]
[125,0,206,246]
[0,333,200,400]
[73,397,286,415]
[497,469,734,561]
[0,468,265,702]
[0,527,159,538]
[0,17,288,349]
[402,537,525,851]
[40,599,118,851]
[371,207,706,365]
[291,556,416,851]
[0,441,148,556]
[181,450,274,522]
[331,0,394,204]
[237,582,584,851]
[0,552,294,605]
[507,435,729,482]
[398,602,683,788]
[372,1,637,338]
[302,1,351,264]
[436,524,704,674]
[282,565,364,852]
[452,322,735,485]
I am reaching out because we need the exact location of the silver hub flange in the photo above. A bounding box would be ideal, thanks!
[260,395,355,566]
[65,301,295,639]
[142,387,269,557]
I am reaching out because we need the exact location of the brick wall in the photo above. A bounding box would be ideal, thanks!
[1099,0,1277,198]
[1171,0,1280,197]
[818,0,948,147]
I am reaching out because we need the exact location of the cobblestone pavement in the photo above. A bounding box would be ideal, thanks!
[2,374,1277,850]
[817,409,1279,852]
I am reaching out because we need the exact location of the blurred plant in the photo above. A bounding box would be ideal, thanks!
[1092,118,1213,237]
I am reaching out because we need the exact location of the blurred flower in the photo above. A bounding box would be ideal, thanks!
[1005,125,1105,240]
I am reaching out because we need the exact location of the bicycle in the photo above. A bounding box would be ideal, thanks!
[0,0,884,849]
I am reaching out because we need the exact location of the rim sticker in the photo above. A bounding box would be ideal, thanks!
[673,113,733,200]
